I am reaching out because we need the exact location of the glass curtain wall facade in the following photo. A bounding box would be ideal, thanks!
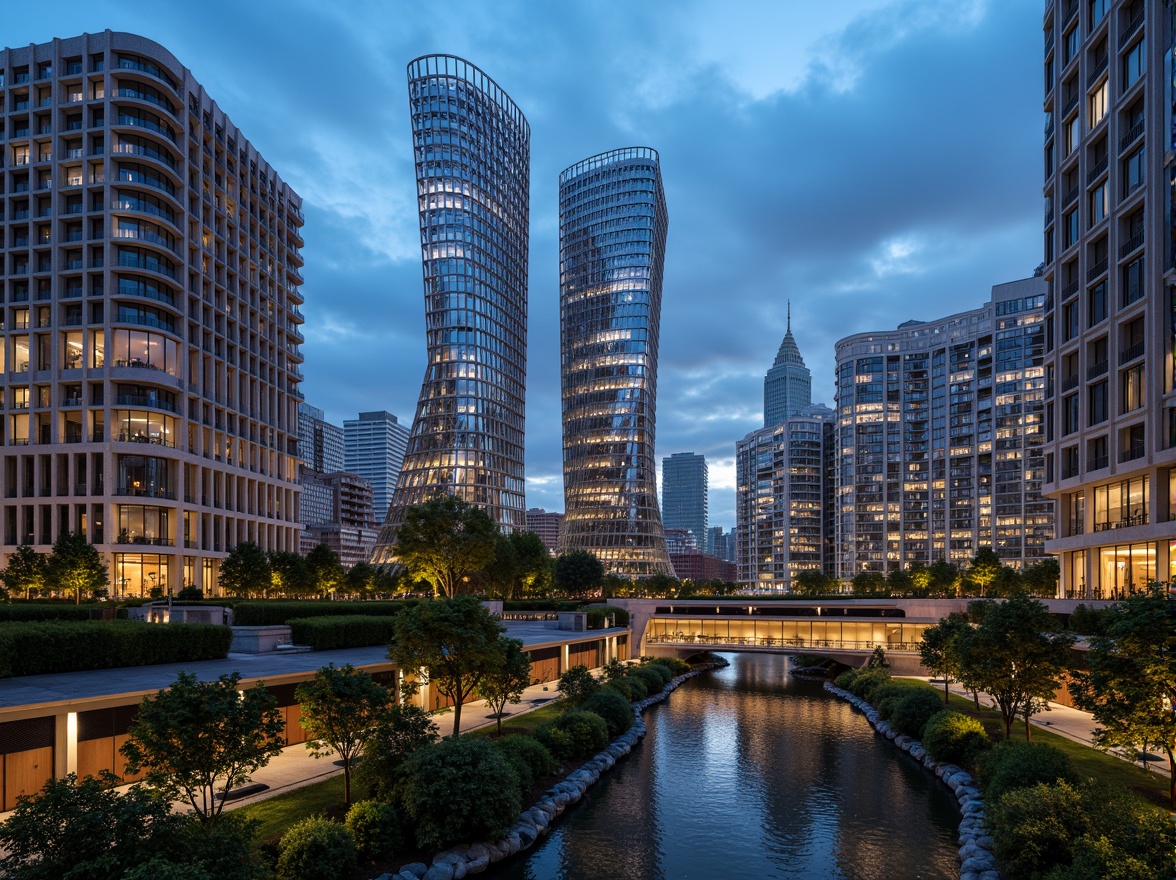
[833,279,1053,578]
[661,452,708,551]
[372,56,530,565]
[1041,1,1176,598]
[558,147,673,578]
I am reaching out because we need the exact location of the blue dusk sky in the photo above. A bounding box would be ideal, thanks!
[5,1,1044,530]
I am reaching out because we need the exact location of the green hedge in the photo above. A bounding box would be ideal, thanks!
[580,605,631,628]
[0,603,107,622]
[501,600,581,613]
[233,600,416,626]
[0,621,231,677]
[286,616,397,651]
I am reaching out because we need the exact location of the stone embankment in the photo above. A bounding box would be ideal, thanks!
[377,661,724,880]
[823,681,1000,880]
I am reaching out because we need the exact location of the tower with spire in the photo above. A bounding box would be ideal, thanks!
[763,301,812,426]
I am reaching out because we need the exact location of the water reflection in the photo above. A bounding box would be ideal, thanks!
[495,653,960,880]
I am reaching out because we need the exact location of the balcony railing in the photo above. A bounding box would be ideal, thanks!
[1086,359,1108,379]
[114,486,176,500]
[1119,232,1144,258]
[1119,341,1144,364]
[1119,444,1145,463]
[645,634,923,652]
[1087,455,1108,471]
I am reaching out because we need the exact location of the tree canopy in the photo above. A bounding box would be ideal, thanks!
[388,594,505,735]
[553,550,605,598]
[917,613,972,704]
[296,663,393,806]
[1069,588,1176,807]
[474,637,533,734]
[305,543,346,597]
[1,545,46,599]
[218,542,271,598]
[957,595,1074,740]
[121,672,286,823]
[46,532,108,603]
[393,496,498,598]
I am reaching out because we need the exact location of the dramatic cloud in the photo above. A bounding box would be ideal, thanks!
[8,0,1043,528]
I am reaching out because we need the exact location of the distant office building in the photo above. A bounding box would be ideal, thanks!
[525,507,564,555]
[1041,1,1176,598]
[670,549,738,583]
[298,404,344,476]
[372,55,531,567]
[344,411,407,522]
[663,528,698,555]
[0,32,304,596]
[558,147,673,578]
[661,453,707,552]
[709,526,736,562]
[763,304,813,427]
[300,471,379,569]
[735,405,835,590]
[834,278,1052,578]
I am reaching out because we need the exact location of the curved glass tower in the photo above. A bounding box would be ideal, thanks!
[558,147,674,578]
[372,56,530,565]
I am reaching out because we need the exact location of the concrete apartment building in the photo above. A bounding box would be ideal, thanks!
[343,410,407,523]
[1040,0,1176,597]
[661,452,708,552]
[0,32,304,596]
[834,279,1053,579]
[525,506,563,555]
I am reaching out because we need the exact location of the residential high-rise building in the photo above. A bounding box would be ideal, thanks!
[661,452,708,552]
[299,471,379,569]
[344,411,407,521]
[1041,1,1175,598]
[735,404,835,590]
[708,526,736,562]
[763,303,813,427]
[525,507,563,555]
[558,147,673,578]
[298,404,344,477]
[834,279,1052,579]
[0,32,304,596]
[371,56,530,566]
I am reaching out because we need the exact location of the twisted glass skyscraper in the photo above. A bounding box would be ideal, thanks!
[372,56,530,564]
[558,147,673,578]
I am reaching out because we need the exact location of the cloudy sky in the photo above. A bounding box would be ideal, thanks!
[8,0,1043,530]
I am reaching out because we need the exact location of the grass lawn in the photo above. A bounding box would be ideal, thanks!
[468,699,566,739]
[897,679,1169,806]
[234,775,346,844]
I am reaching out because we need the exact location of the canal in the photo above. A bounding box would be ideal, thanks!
[495,652,961,880]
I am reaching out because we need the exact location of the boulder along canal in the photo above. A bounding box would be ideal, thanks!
[493,652,961,880]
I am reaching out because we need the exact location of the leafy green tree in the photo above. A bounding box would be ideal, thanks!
[388,594,504,736]
[510,530,553,598]
[553,549,605,598]
[479,532,519,599]
[866,646,890,669]
[45,531,108,603]
[957,595,1074,740]
[642,572,681,599]
[474,637,533,735]
[851,570,887,597]
[1069,588,1176,807]
[353,703,437,801]
[917,613,972,703]
[345,561,397,598]
[964,546,1003,596]
[0,772,184,880]
[1,544,47,600]
[218,541,271,598]
[296,664,393,806]
[557,663,599,706]
[306,543,345,597]
[121,671,286,823]
[792,569,831,597]
[887,568,914,597]
[269,550,312,597]
[1022,557,1061,597]
[393,496,498,598]
[927,557,959,597]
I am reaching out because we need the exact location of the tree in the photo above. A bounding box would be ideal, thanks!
[557,664,599,706]
[927,557,959,597]
[45,531,108,603]
[1069,588,1176,807]
[389,594,504,736]
[918,614,972,704]
[956,595,1074,741]
[553,550,605,598]
[851,570,887,597]
[1,544,47,600]
[393,496,498,598]
[475,638,533,735]
[792,570,831,597]
[510,530,553,598]
[305,544,345,597]
[296,664,393,806]
[353,703,438,801]
[887,568,914,597]
[964,546,1003,597]
[1022,557,1061,598]
[479,533,520,599]
[866,646,890,669]
[121,671,286,823]
[269,550,312,597]
[218,541,271,598]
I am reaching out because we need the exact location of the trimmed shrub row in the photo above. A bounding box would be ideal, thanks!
[501,600,582,613]
[0,603,110,622]
[286,615,398,651]
[233,600,416,627]
[580,605,631,628]
[0,620,231,677]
